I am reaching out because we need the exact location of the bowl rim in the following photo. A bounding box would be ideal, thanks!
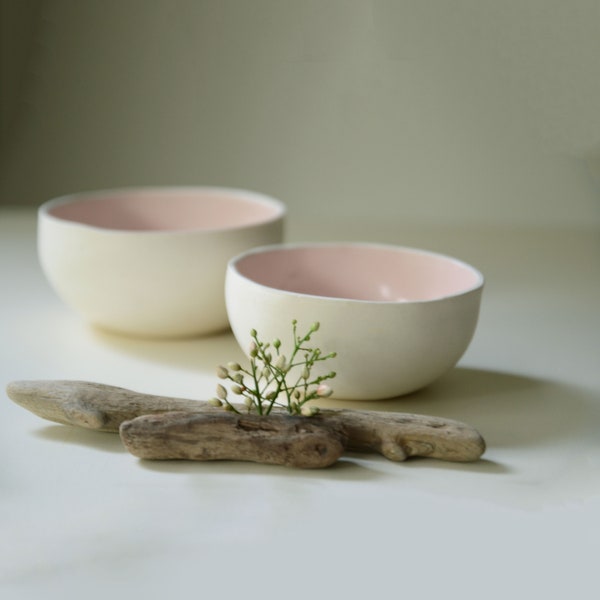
[38,185,286,234]
[227,241,485,304]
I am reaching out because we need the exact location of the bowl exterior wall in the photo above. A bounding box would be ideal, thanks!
[226,266,482,399]
[39,215,283,337]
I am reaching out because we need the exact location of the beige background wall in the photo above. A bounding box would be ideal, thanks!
[1,0,599,228]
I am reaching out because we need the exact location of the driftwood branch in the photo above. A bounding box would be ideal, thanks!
[6,380,207,431]
[120,411,345,468]
[7,380,486,465]
[312,410,485,463]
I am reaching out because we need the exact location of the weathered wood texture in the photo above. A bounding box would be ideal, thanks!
[313,410,485,463]
[7,380,486,464]
[6,380,206,431]
[120,411,346,468]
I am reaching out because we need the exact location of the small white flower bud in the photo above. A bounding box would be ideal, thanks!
[227,362,241,371]
[208,398,223,407]
[216,365,228,379]
[275,355,287,371]
[249,341,258,357]
[233,373,244,384]
[231,384,244,395]
[301,405,320,417]
[301,366,310,380]
[216,384,227,400]
[244,397,254,408]
[316,384,333,398]
[310,322,320,332]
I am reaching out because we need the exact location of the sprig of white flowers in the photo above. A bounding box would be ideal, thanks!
[211,320,336,416]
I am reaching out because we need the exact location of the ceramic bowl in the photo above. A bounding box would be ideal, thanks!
[225,243,484,400]
[38,186,285,337]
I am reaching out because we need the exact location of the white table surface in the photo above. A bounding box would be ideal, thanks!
[1,207,599,599]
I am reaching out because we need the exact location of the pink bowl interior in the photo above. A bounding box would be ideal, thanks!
[234,245,483,302]
[46,188,283,231]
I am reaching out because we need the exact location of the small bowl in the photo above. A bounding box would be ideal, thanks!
[38,186,285,337]
[226,243,484,400]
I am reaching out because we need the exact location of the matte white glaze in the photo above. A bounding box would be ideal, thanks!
[226,243,484,400]
[38,187,285,337]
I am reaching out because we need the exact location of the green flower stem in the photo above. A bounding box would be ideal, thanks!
[215,321,336,417]
[249,359,263,416]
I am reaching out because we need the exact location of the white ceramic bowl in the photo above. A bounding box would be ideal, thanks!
[226,243,484,400]
[38,186,285,337]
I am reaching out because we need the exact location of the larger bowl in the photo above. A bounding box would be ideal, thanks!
[38,186,285,337]
[226,243,484,400]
